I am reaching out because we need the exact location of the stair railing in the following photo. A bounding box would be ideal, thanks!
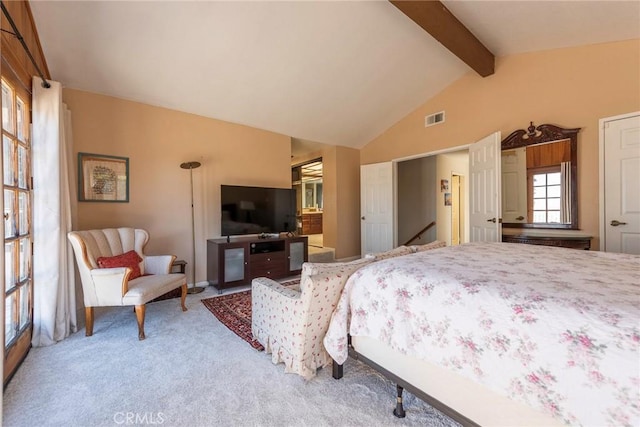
[402,221,436,246]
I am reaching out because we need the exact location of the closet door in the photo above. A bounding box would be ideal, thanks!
[601,113,640,254]
[360,162,394,255]
[2,74,33,383]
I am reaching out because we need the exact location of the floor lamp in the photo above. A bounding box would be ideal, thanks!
[180,161,205,294]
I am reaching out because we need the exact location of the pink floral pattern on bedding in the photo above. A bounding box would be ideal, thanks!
[323,242,640,427]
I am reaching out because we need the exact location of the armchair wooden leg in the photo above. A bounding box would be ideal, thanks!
[85,307,94,337]
[135,305,146,340]
[180,284,188,312]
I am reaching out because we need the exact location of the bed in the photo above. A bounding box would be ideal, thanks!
[323,242,640,427]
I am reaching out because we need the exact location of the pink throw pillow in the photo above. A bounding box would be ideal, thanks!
[97,250,143,280]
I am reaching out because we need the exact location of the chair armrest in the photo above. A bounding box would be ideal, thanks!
[252,277,301,299]
[90,267,131,305]
[144,255,176,275]
[252,277,304,330]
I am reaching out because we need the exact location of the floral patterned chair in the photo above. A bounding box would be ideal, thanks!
[251,258,372,379]
[68,227,188,340]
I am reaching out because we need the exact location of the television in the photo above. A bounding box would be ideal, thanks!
[220,185,297,237]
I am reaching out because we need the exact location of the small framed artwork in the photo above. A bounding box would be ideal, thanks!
[444,193,452,206]
[440,179,449,192]
[78,152,129,202]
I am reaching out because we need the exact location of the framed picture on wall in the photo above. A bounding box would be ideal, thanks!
[444,192,452,206]
[78,152,129,202]
[440,179,449,192]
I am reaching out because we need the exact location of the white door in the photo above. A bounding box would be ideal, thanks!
[451,174,461,245]
[602,114,640,254]
[469,132,502,242]
[361,162,394,255]
[501,147,527,223]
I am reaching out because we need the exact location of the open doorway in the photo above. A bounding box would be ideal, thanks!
[451,174,464,245]
[292,159,328,251]
[396,149,469,247]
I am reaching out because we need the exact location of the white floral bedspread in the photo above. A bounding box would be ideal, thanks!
[323,242,640,427]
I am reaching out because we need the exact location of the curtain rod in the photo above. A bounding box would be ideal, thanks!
[0,1,50,88]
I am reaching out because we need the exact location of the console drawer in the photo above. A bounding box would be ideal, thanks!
[250,252,287,279]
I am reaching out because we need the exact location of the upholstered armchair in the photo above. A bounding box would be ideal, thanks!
[68,227,187,340]
[251,258,372,379]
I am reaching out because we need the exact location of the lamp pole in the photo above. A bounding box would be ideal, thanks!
[180,161,205,294]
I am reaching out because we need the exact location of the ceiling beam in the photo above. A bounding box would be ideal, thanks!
[390,0,495,77]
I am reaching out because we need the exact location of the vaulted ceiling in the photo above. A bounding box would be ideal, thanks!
[30,1,640,149]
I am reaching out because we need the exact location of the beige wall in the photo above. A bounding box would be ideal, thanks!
[333,146,361,259]
[63,89,291,285]
[64,40,639,267]
[361,39,640,249]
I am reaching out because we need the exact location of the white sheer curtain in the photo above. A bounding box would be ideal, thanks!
[31,76,77,346]
[560,161,571,224]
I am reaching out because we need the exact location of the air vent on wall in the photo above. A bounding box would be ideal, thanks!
[425,111,445,127]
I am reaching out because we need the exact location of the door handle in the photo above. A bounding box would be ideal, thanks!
[610,220,627,227]
[516,216,525,221]
[486,218,496,223]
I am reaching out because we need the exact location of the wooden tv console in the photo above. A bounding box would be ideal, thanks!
[206,235,308,292]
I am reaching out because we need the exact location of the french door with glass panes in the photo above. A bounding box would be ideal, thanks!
[2,75,32,383]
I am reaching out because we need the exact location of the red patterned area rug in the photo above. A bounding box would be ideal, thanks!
[201,279,300,351]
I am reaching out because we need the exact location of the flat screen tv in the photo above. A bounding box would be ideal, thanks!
[220,185,297,237]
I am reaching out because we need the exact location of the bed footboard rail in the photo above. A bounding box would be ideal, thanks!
[332,348,479,426]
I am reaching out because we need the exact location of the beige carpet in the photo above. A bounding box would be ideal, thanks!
[3,286,460,427]
[306,233,335,263]
[307,233,323,247]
